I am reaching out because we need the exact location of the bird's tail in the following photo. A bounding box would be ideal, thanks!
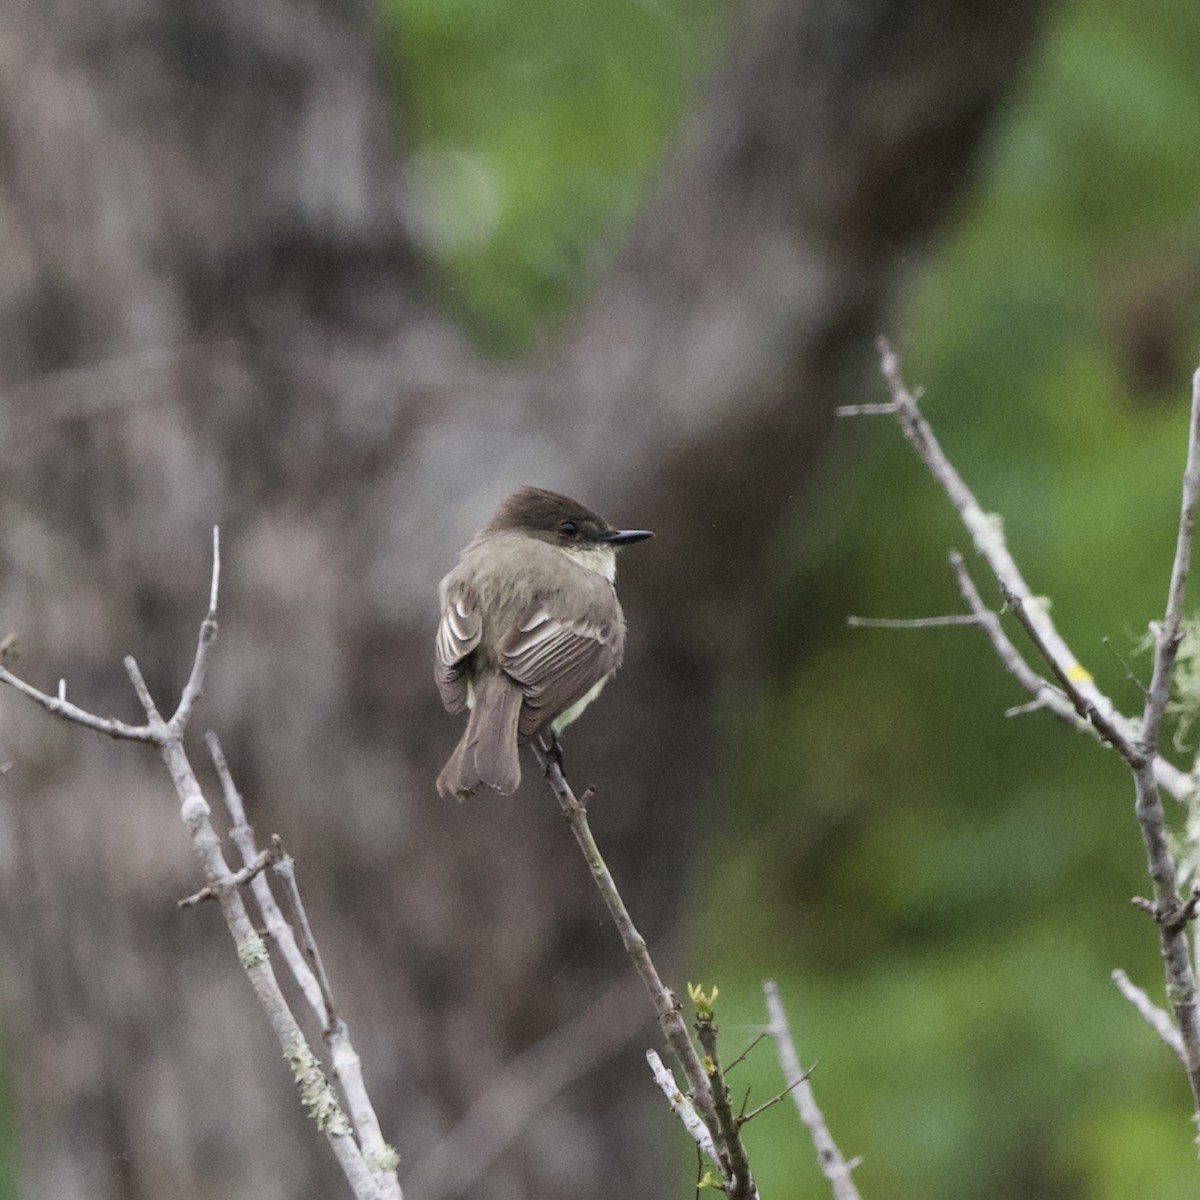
[436,672,523,799]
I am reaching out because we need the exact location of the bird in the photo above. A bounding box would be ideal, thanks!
[434,486,653,798]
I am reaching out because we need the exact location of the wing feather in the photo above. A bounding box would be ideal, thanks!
[499,601,624,740]
[435,590,482,713]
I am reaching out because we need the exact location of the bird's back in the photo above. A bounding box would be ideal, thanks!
[440,531,622,660]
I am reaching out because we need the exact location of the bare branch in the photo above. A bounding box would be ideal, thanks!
[124,655,164,726]
[852,343,1200,1118]
[272,841,340,1032]
[208,526,221,613]
[763,980,861,1200]
[178,848,272,907]
[0,542,392,1198]
[132,653,382,1195]
[328,1024,401,1194]
[723,1031,769,1074]
[845,339,1200,802]
[947,552,1082,723]
[846,613,982,629]
[1112,969,1186,1064]
[999,585,1144,763]
[170,526,220,734]
[1143,369,1200,754]
[836,400,903,417]
[856,547,1122,750]
[0,663,159,743]
[692,987,758,1199]
[646,1050,719,1165]
[204,733,401,1198]
[739,1073,811,1125]
[1124,363,1200,1107]
[205,732,329,1021]
[532,740,728,1178]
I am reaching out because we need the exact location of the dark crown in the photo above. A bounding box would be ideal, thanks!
[486,487,613,542]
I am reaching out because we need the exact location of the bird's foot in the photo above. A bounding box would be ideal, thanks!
[540,732,565,776]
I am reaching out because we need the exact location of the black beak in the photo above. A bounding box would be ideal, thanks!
[603,528,654,546]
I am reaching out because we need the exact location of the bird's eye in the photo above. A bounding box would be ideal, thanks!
[559,520,578,537]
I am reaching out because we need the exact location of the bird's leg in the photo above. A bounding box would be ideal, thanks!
[540,731,565,775]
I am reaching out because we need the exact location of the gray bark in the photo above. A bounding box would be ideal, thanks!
[0,0,1050,1196]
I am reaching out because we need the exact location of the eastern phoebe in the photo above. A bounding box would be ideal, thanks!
[435,486,653,799]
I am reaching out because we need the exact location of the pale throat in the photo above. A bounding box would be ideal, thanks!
[560,542,617,582]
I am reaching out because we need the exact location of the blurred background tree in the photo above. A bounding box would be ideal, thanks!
[388,0,1200,1195]
[2,0,1200,1196]
[696,1,1200,1197]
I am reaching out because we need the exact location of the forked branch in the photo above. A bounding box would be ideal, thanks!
[0,529,401,1200]
[843,344,1200,1115]
[840,340,1195,802]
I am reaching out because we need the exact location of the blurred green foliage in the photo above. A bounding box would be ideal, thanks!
[381,0,725,351]
[387,0,1200,1194]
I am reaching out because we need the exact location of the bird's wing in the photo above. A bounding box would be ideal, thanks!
[434,589,483,713]
[498,597,624,741]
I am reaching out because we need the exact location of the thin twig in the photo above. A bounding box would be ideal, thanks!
[646,1050,719,1165]
[273,841,340,1031]
[846,613,981,629]
[532,739,732,1182]
[0,664,158,742]
[851,342,1200,1117]
[948,552,1083,724]
[764,981,861,1200]
[1143,367,1200,756]
[1101,636,1148,696]
[204,733,401,1198]
[170,526,220,734]
[205,733,329,1021]
[843,339,1198,803]
[1112,969,1186,1064]
[178,848,272,907]
[836,401,904,417]
[1124,363,1200,1108]
[693,989,758,1199]
[740,1074,811,1125]
[0,535,389,1199]
[130,573,381,1197]
[999,584,1144,763]
[124,656,164,726]
[858,549,1108,746]
[723,1031,769,1074]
